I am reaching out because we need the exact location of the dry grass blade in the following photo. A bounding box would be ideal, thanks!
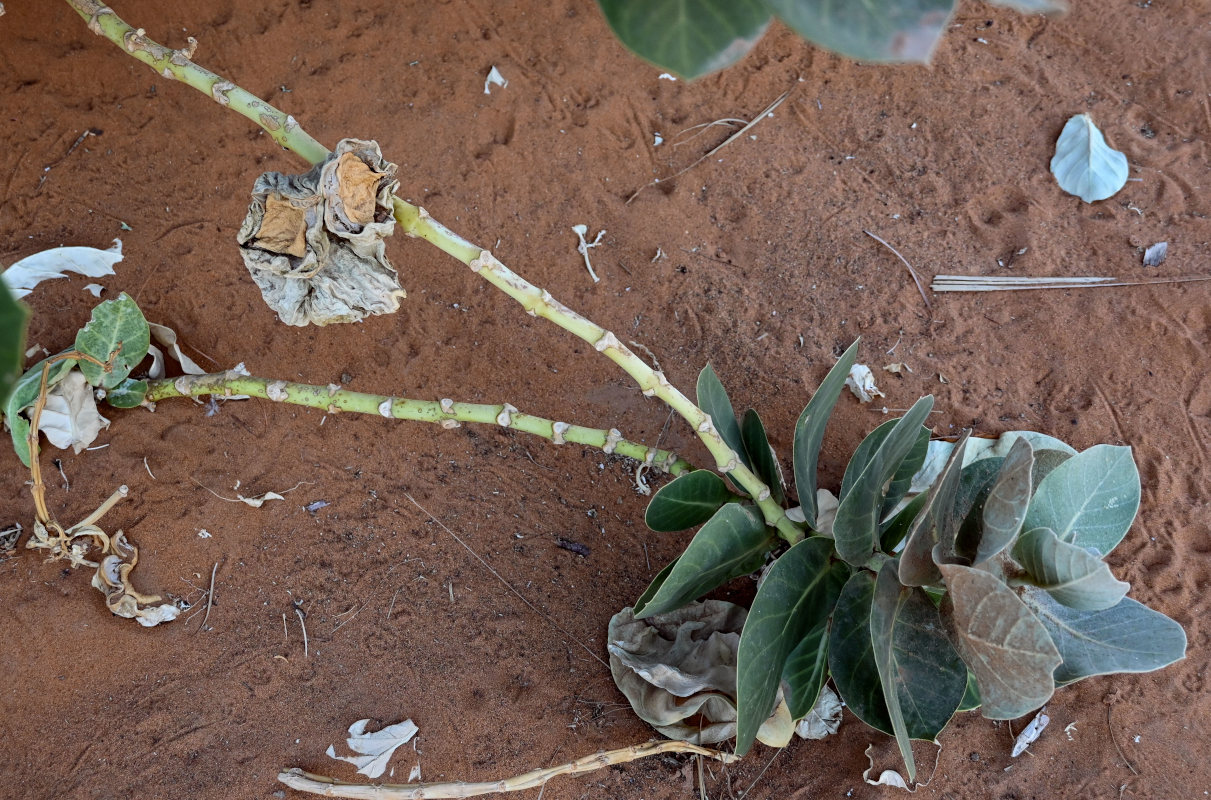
[626,91,790,205]
[933,274,1211,292]
[863,230,931,309]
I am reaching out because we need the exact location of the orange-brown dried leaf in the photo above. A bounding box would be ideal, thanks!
[256,194,309,257]
[334,152,384,226]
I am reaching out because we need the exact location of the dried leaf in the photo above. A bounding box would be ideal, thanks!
[89,529,181,627]
[37,369,109,453]
[1050,114,1128,203]
[255,194,310,257]
[1143,242,1168,267]
[845,364,885,403]
[147,322,205,378]
[332,153,384,227]
[2,239,122,299]
[1011,707,1050,757]
[795,685,843,740]
[326,718,418,779]
[237,491,285,507]
[484,65,507,94]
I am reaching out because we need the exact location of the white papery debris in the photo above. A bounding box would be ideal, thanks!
[845,364,885,403]
[572,224,605,283]
[1011,707,1050,757]
[147,322,206,378]
[795,685,843,739]
[2,238,122,298]
[37,370,110,453]
[83,283,105,297]
[1143,241,1168,267]
[484,66,507,94]
[326,718,419,779]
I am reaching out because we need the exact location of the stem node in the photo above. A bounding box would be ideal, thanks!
[496,403,518,427]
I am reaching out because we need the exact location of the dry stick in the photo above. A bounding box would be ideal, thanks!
[198,561,218,631]
[626,91,790,205]
[1106,705,1139,776]
[932,274,1211,292]
[295,606,309,658]
[278,740,740,799]
[863,230,931,310]
[66,2,800,541]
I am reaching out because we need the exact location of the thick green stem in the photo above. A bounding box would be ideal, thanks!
[70,1,802,543]
[144,373,693,478]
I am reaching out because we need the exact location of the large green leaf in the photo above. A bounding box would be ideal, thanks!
[696,363,750,472]
[793,340,859,528]
[735,537,837,754]
[1023,444,1140,557]
[764,0,957,63]
[741,408,785,506]
[1023,588,1186,684]
[834,396,935,565]
[829,570,891,733]
[634,503,773,618]
[881,425,931,525]
[870,561,966,782]
[0,280,29,408]
[596,0,772,80]
[645,469,735,532]
[975,438,1034,564]
[939,564,1060,719]
[781,559,849,719]
[898,430,968,587]
[1013,527,1129,611]
[4,354,76,467]
[74,293,150,389]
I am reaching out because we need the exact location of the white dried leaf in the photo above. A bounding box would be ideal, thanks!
[146,322,206,378]
[408,764,421,782]
[1050,114,1128,203]
[37,370,110,453]
[484,66,507,94]
[236,491,285,508]
[1143,242,1168,267]
[863,744,913,791]
[1011,707,1050,757]
[83,283,104,297]
[2,239,122,299]
[845,364,885,403]
[795,685,843,739]
[326,718,419,779]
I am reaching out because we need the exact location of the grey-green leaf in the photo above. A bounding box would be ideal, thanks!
[764,0,957,63]
[1023,588,1186,684]
[741,408,785,506]
[697,363,749,472]
[596,0,772,80]
[633,558,678,613]
[870,561,966,782]
[957,671,981,712]
[949,457,1004,564]
[793,340,859,528]
[0,280,29,408]
[1050,114,1129,203]
[1023,444,1140,557]
[899,430,969,586]
[976,438,1034,563]
[735,537,837,755]
[4,354,76,467]
[74,293,150,389]
[834,396,935,565]
[1013,527,1129,611]
[635,503,773,619]
[939,563,1061,720]
[104,377,148,409]
[781,559,849,720]
[882,425,931,524]
[829,570,891,734]
[645,469,735,532]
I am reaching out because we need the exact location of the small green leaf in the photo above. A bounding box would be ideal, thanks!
[633,557,678,612]
[735,537,837,755]
[4,354,76,467]
[697,363,749,471]
[596,0,772,80]
[793,340,859,528]
[741,408,784,506]
[976,438,1034,564]
[949,457,1004,564]
[1013,527,1129,611]
[634,503,773,618]
[834,396,935,565]
[1050,114,1128,203]
[1032,448,1073,492]
[829,570,891,734]
[939,564,1061,720]
[1022,588,1187,684]
[781,559,849,719]
[74,293,150,389]
[881,425,931,524]
[764,0,957,63]
[0,280,30,407]
[870,561,966,783]
[645,469,735,532]
[898,431,968,586]
[104,377,149,409]
[1023,444,1140,556]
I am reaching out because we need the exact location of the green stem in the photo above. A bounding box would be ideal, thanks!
[144,373,693,478]
[70,1,801,543]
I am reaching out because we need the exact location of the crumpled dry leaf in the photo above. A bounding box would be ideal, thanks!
[147,322,206,378]
[88,528,181,627]
[2,238,122,299]
[795,685,843,740]
[236,491,285,508]
[1011,707,1050,757]
[846,364,885,403]
[37,369,110,453]
[326,718,419,779]
[863,743,912,791]
[608,600,794,747]
[237,139,405,326]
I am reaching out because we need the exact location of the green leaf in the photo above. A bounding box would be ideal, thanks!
[950,457,1004,564]
[793,340,859,528]
[1050,114,1128,203]
[1013,527,1129,611]
[834,396,935,565]
[898,430,967,587]
[104,377,148,409]
[1022,588,1187,684]
[880,491,928,554]
[634,503,773,618]
[596,0,772,80]
[4,354,76,467]
[829,570,891,734]
[957,671,981,712]
[870,561,966,783]
[1023,444,1140,556]
[633,557,678,613]
[764,0,957,63]
[975,438,1034,564]
[735,537,837,755]
[881,425,931,524]
[781,559,849,719]
[0,280,29,408]
[645,469,735,532]
[696,363,750,472]
[74,293,150,389]
[938,564,1060,719]
[1032,448,1073,493]
[741,408,785,506]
